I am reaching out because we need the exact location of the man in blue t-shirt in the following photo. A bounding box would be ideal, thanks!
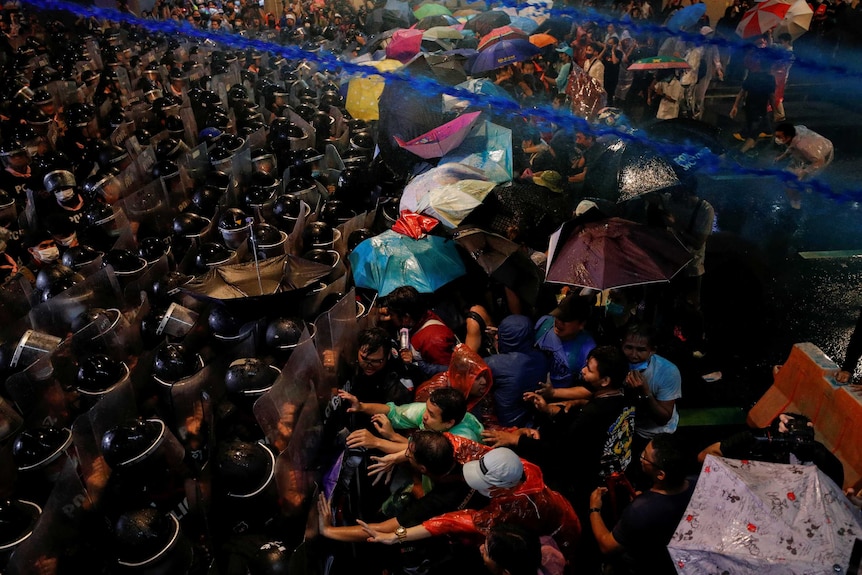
[534,293,596,389]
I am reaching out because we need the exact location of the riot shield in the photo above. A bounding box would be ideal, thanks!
[312,288,360,396]
[0,398,24,498]
[29,267,124,338]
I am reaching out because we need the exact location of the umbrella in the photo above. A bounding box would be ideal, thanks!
[529,32,558,48]
[362,27,401,55]
[669,456,862,573]
[393,112,478,160]
[509,15,539,34]
[477,25,529,51]
[404,52,469,86]
[665,2,707,32]
[414,14,459,30]
[386,28,424,62]
[775,0,814,39]
[182,254,332,316]
[422,26,464,41]
[736,0,793,38]
[463,10,511,37]
[453,227,542,304]
[412,180,496,227]
[628,55,691,71]
[545,217,692,290]
[451,77,517,104]
[440,119,513,183]
[462,181,572,252]
[401,163,490,212]
[348,229,466,295]
[394,110,482,159]
[584,138,689,203]
[345,59,403,121]
[471,38,540,74]
[413,2,452,20]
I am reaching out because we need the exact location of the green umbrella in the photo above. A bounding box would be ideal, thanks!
[628,55,691,71]
[413,2,452,20]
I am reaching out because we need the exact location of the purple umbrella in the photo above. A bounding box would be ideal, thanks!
[545,217,692,290]
[470,38,540,74]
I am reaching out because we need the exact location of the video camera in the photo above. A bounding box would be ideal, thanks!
[751,413,817,451]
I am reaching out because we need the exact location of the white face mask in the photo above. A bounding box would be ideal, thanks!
[37,245,60,262]
[774,137,787,146]
[55,187,76,202]
[58,233,77,247]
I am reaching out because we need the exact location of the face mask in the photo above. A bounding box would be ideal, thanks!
[55,188,75,202]
[311,170,321,179]
[58,233,77,247]
[629,361,649,372]
[774,137,786,146]
[38,245,60,262]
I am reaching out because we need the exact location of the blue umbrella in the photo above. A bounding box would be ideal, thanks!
[470,38,540,74]
[665,3,707,32]
[510,16,539,34]
[455,78,517,102]
[348,230,466,295]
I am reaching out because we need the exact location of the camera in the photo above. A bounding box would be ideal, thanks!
[751,414,816,451]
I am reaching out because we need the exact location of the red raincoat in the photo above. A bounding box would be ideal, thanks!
[422,434,581,562]
[415,344,493,412]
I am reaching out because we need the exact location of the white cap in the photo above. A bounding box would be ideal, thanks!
[462,448,524,496]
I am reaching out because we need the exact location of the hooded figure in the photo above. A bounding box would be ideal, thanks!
[415,344,494,425]
[485,315,550,427]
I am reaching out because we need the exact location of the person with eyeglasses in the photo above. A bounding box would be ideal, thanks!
[589,433,696,575]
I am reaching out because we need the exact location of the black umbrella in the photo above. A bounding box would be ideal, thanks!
[404,52,468,85]
[463,10,511,37]
[181,254,332,317]
[461,181,571,252]
[584,138,690,203]
[453,227,543,305]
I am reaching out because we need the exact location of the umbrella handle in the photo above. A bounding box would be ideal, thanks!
[247,217,265,296]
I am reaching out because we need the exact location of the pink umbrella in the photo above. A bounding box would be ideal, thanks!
[394,111,482,159]
[386,28,424,63]
[736,0,793,38]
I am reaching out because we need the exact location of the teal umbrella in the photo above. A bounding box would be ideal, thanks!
[348,230,466,295]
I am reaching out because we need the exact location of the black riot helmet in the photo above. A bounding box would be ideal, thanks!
[101,249,147,275]
[172,212,210,238]
[12,426,73,471]
[100,418,167,469]
[194,242,234,272]
[347,228,374,253]
[302,220,335,248]
[207,305,246,339]
[112,508,192,572]
[224,358,280,397]
[61,244,103,270]
[152,343,201,385]
[76,353,127,396]
[215,440,276,498]
[137,236,171,265]
[265,317,305,350]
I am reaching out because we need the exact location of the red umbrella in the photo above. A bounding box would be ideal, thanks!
[477,25,529,51]
[545,217,692,290]
[736,0,793,38]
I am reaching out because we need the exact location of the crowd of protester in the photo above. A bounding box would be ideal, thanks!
[0,0,859,574]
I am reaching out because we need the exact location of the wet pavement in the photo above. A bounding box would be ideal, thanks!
[659,48,862,444]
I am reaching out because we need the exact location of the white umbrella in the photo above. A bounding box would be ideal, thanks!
[775,0,814,39]
[669,455,862,574]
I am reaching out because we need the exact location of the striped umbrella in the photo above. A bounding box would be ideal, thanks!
[736,0,793,38]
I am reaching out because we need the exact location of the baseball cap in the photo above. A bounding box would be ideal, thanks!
[462,448,524,496]
[285,12,295,20]
[555,44,573,57]
[533,170,563,194]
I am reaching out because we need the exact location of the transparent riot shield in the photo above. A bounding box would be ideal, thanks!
[312,288,360,396]
[166,365,215,476]
[0,397,24,497]
[29,267,124,338]
[4,341,75,430]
